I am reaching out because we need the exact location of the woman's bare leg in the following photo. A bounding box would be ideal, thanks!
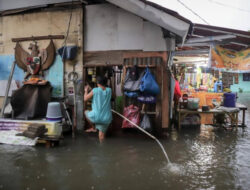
[98,131,105,143]
[85,112,97,132]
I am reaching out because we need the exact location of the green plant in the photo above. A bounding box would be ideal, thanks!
[239,88,243,93]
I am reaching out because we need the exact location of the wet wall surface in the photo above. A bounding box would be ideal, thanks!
[0,93,250,190]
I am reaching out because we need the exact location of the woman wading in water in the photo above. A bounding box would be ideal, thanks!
[84,76,112,142]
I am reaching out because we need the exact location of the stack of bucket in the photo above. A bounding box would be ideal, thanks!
[46,102,62,122]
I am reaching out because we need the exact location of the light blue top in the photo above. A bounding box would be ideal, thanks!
[87,87,112,124]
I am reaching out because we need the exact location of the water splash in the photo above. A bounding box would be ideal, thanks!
[159,163,185,176]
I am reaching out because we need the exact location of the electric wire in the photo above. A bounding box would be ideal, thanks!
[62,0,73,47]
[61,0,73,61]
[207,0,250,13]
[177,0,210,24]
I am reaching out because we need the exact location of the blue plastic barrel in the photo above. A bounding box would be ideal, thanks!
[223,93,236,107]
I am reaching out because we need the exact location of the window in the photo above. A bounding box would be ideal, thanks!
[243,73,250,81]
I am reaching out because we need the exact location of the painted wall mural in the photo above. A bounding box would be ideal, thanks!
[211,46,250,73]
[0,54,63,97]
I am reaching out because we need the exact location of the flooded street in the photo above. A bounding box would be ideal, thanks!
[0,93,250,190]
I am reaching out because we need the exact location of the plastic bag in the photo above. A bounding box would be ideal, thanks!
[124,91,138,98]
[57,46,78,60]
[140,114,152,132]
[122,105,140,128]
[137,95,156,104]
[124,69,145,92]
[140,68,160,95]
[129,66,139,81]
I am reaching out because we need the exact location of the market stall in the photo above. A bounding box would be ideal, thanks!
[173,45,249,128]
[83,51,170,135]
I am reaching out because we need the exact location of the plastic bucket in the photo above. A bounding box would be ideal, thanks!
[187,98,200,110]
[46,102,62,122]
[223,93,236,107]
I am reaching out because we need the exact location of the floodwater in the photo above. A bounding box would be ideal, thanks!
[1,94,250,190]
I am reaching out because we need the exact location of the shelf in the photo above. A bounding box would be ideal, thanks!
[125,64,156,68]
[140,111,158,115]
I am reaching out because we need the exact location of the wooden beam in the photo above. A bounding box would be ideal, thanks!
[84,51,123,66]
[174,49,209,56]
[12,35,64,42]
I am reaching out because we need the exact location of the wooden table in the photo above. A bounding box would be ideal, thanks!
[177,108,239,129]
[236,103,247,127]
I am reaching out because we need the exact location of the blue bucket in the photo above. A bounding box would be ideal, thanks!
[223,93,236,107]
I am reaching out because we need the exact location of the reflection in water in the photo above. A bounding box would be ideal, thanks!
[0,93,250,189]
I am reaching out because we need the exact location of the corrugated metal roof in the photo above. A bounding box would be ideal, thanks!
[185,24,250,51]
[1,0,248,51]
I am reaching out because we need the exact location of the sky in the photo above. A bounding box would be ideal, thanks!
[149,0,250,31]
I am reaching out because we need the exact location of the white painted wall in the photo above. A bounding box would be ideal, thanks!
[84,4,168,51]
[143,21,167,51]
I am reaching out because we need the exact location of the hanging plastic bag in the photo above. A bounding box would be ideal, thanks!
[124,69,145,92]
[57,45,78,60]
[140,68,160,95]
[140,114,152,132]
[129,66,139,81]
[137,95,156,104]
[124,91,139,98]
[122,105,140,128]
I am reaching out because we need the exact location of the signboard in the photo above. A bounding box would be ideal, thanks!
[211,46,250,73]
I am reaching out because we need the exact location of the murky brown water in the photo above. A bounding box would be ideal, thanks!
[0,93,250,190]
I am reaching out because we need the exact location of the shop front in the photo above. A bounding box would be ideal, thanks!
[83,51,170,135]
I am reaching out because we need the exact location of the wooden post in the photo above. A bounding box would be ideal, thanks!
[242,109,246,126]
[162,53,170,129]
[155,63,162,135]
[82,4,86,132]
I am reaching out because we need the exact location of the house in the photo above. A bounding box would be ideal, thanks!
[0,0,193,135]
